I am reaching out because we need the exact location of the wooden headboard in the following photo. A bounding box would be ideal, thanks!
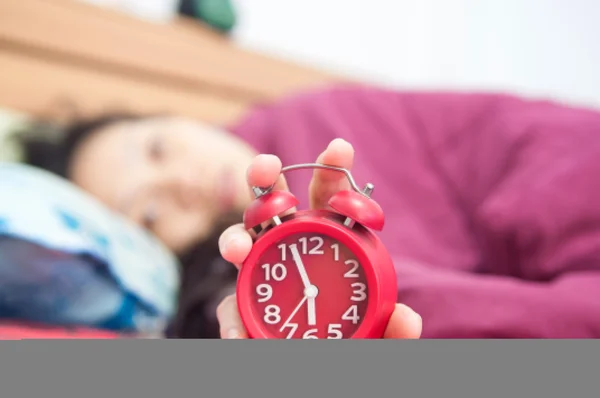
[0,0,342,125]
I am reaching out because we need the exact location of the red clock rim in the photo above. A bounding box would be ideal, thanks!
[236,211,386,339]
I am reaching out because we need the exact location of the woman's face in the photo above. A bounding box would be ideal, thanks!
[68,116,257,254]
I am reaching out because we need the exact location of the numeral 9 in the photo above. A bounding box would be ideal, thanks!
[256,283,273,302]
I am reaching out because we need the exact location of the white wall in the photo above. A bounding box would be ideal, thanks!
[232,0,600,108]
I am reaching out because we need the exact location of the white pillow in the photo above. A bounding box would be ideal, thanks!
[0,162,180,334]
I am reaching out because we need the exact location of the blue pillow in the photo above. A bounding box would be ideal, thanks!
[0,162,180,335]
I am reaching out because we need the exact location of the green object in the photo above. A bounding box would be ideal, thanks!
[193,0,237,33]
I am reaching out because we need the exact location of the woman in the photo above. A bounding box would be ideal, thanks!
[16,84,600,338]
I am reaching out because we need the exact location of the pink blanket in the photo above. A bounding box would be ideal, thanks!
[230,84,600,338]
[0,321,123,339]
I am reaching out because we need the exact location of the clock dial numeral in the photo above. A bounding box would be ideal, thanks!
[277,243,287,261]
[342,305,360,324]
[279,237,325,261]
[350,282,367,302]
[264,305,282,324]
[282,325,345,339]
[331,243,340,261]
[299,236,324,255]
[256,283,273,302]
[344,259,360,278]
[302,328,319,339]
[261,263,287,281]
[327,324,343,339]
[281,323,299,339]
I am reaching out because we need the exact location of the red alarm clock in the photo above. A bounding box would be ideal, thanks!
[236,163,397,339]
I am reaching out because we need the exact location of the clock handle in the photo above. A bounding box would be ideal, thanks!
[251,162,373,198]
[250,163,384,231]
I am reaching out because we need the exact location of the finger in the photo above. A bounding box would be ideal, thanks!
[246,154,289,196]
[383,303,422,339]
[308,138,355,209]
[219,223,254,269]
[246,154,296,222]
[216,295,248,339]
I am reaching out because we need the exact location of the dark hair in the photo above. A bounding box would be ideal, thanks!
[166,213,241,338]
[15,113,240,338]
[17,113,144,178]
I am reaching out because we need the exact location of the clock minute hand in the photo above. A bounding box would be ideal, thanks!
[289,244,311,289]
[289,244,318,327]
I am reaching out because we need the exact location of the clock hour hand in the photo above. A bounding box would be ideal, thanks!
[307,296,316,326]
[289,244,311,289]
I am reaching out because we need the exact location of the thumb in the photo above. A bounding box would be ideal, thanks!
[383,304,423,339]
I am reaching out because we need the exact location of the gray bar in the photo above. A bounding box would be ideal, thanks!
[1,340,598,398]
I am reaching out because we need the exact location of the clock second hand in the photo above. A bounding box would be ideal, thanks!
[279,295,308,333]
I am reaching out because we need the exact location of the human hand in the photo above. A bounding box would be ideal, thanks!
[216,138,422,339]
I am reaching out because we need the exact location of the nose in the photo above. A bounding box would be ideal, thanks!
[167,170,206,209]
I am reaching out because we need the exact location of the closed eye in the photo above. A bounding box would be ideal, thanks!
[148,133,164,162]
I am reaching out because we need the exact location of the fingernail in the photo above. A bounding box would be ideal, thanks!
[330,138,351,147]
[414,312,422,326]
[219,237,239,254]
[256,153,280,164]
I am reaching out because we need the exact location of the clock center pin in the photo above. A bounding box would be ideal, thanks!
[304,285,319,298]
